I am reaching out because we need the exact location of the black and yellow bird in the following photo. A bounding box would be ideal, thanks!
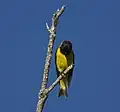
[55,40,75,97]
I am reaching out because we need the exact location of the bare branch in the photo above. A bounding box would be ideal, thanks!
[52,5,65,29]
[36,6,66,112]
[47,64,74,94]
[45,23,50,32]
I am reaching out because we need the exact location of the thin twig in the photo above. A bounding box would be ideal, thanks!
[36,6,65,112]
[47,64,74,94]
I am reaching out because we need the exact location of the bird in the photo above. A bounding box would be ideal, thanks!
[55,40,75,97]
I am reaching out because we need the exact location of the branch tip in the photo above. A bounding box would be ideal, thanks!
[46,23,49,29]
[62,5,66,9]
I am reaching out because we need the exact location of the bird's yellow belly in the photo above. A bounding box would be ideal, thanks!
[56,55,68,72]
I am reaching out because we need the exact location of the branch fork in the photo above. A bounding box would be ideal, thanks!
[36,5,74,112]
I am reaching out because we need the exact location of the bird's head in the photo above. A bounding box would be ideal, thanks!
[60,40,72,55]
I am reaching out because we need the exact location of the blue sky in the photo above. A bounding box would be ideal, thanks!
[0,0,120,112]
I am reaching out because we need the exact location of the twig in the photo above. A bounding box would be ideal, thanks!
[36,6,65,112]
[47,64,74,94]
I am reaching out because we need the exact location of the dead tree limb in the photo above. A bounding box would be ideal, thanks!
[36,6,66,112]
[47,64,74,94]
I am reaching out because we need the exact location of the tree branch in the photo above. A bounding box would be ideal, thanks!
[36,6,66,112]
[46,64,74,94]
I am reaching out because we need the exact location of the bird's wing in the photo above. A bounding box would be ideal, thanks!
[67,50,75,87]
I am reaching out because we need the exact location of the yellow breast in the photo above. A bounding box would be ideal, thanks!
[56,48,68,72]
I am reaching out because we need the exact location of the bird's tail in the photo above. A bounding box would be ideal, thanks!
[58,79,68,97]
[58,88,68,97]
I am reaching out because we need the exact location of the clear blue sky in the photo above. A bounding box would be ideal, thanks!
[0,0,120,112]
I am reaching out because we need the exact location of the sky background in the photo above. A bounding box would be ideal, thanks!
[0,0,120,112]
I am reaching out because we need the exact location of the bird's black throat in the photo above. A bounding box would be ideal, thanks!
[60,40,72,55]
